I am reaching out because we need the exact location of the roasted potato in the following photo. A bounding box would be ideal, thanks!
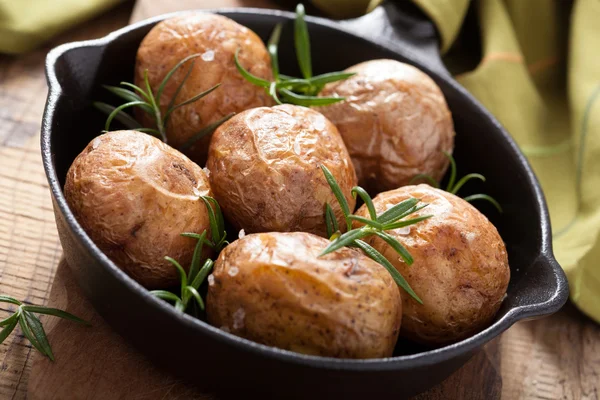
[320,59,455,193]
[206,104,357,237]
[65,131,212,288]
[206,232,402,358]
[354,185,509,345]
[135,13,273,165]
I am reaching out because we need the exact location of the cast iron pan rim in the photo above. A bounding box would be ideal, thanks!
[42,7,568,371]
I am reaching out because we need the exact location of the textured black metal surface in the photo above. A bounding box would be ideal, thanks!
[42,5,569,399]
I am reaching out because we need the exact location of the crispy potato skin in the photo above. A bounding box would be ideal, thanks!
[135,13,273,165]
[206,232,402,358]
[354,185,509,345]
[320,59,455,193]
[64,131,212,288]
[206,104,357,237]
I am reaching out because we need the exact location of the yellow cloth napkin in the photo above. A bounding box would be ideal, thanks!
[413,0,600,322]
[0,0,121,54]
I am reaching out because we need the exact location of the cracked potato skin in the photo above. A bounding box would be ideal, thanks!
[320,59,455,193]
[354,185,509,345]
[135,13,273,165]
[64,131,212,289]
[206,232,402,358]
[206,104,357,237]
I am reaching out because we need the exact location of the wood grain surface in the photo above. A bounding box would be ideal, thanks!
[0,0,596,398]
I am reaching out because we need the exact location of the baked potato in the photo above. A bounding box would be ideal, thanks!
[354,184,509,345]
[206,232,402,358]
[135,13,274,165]
[206,104,357,237]
[319,59,455,193]
[65,130,212,288]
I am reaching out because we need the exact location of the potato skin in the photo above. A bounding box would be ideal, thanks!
[135,13,273,165]
[64,131,212,288]
[206,232,402,358]
[320,59,455,193]
[354,185,509,345]
[206,104,357,237]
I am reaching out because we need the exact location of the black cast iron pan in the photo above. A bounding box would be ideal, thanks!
[42,2,569,398]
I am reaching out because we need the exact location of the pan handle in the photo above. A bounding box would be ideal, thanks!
[337,1,450,77]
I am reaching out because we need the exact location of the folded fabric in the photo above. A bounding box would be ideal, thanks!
[0,0,121,54]
[414,0,599,322]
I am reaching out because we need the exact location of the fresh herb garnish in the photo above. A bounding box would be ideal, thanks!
[319,166,430,303]
[411,152,502,212]
[151,196,228,314]
[235,4,355,106]
[94,54,234,146]
[0,295,89,361]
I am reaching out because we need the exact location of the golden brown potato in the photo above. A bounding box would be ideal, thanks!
[354,185,509,345]
[320,59,455,193]
[65,131,212,288]
[206,104,357,237]
[135,13,273,165]
[206,232,402,358]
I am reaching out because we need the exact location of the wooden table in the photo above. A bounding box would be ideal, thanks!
[0,1,598,399]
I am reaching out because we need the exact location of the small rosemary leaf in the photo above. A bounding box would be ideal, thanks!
[451,173,486,195]
[102,101,149,131]
[191,259,214,290]
[181,232,214,247]
[268,23,283,80]
[18,315,48,358]
[165,256,188,294]
[0,315,18,344]
[279,89,344,106]
[409,173,439,188]
[200,197,221,246]
[294,4,312,79]
[93,102,143,130]
[0,295,21,305]
[351,187,377,221]
[169,84,221,114]
[308,72,356,87]
[354,240,422,304]
[397,203,429,220]
[185,286,205,311]
[234,49,270,87]
[143,69,165,142]
[150,290,182,303]
[382,215,433,230]
[278,74,295,80]
[377,198,420,224]
[20,306,89,325]
[179,112,235,151]
[319,228,371,256]
[157,53,203,102]
[269,82,282,105]
[0,312,18,328]
[444,151,457,192]
[23,312,54,361]
[374,231,413,265]
[165,61,196,119]
[348,215,383,229]
[276,78,311,89]
[324,203,338,238]
[103,85,142,103]
[320,165,352,231]
[463,194,503,213]
[120,82,151,102]
[203,196,225,239]
[187,231,207,281]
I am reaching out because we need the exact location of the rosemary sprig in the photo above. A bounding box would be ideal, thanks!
[234,3,354,106]
[319,166,430,303]
[411,152,503,212]
[151,196,228,314]
[94,54,234,148]
[0,295,89,361]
